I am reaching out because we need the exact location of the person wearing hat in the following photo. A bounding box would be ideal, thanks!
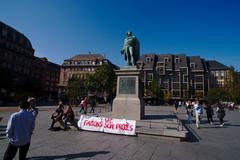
[27,97,39,119]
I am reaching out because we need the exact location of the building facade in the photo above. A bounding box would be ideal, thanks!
[58,53,118,96]
[137,53,229,100]
[206,60,229,88]
[0,21,60,102]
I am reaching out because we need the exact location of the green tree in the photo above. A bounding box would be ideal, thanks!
[163,91,172,104]
[65,78,86,101]
[207,88,228,104]
[93,64,116,97]
[224,66,240,103]
[150,78,163,104]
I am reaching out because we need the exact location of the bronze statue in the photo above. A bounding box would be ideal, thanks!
[121,31,140,66]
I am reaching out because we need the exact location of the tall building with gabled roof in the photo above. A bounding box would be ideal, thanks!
[137,53,229,100]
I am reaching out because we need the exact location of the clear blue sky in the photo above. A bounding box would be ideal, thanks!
[1,0,240,70]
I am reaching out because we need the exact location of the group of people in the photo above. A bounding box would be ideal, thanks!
[3,97,38,160]
[49,95,98,131]
[175,100,226,129]
[79,96,96,114]
[49,101,79,131]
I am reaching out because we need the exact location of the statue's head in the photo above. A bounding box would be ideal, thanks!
[126,31,132,37]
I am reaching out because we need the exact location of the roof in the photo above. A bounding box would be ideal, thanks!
[0,21,33,49]
[189,56,204,71]
[206,60,229,70]
[66,53,105,61]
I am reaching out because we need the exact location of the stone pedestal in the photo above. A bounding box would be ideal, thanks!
[112,67,145,120]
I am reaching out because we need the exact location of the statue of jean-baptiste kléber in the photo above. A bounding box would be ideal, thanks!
[121,31,140,66]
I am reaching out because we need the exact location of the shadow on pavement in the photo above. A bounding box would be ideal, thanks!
[27,151,110,160]
[181,120,201,143]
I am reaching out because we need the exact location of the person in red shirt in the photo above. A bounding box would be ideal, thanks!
[83,97,88,114]
[63,105,79,130]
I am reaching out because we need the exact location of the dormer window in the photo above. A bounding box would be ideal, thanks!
[146,57,151,62]
[190,63,196,69]
[175,57,180,63]
[164,57,168,63]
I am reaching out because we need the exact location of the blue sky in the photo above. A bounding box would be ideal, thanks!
[1,0,240,70]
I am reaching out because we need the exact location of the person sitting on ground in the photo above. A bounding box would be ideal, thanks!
[49,102,64,130]
[27,97,39,119]
[63,105,79,131]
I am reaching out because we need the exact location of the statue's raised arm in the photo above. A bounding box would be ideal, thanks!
[121,31,140,66]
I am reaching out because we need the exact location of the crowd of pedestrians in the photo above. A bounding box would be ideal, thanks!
[174,100,227,129]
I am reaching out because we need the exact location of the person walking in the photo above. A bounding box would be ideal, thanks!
[79,98,85,114]
[83,97,88,114]
[186,104,193,124]
[174,100,179,114]
[3,100,35,160]
[205,102,214,124]
[89,96,96,113]
[216,103,226,126]
[194,101,203,129]
[27,97,38,119]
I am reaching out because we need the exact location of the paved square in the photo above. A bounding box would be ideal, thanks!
[1,105,240,160]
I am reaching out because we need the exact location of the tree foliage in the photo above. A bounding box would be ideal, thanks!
[65,78,86,100]
[224,66,240,103]
[150,78,163,104]
[163,91,172,103]
[91,64,116,95]
[207,88,228,104]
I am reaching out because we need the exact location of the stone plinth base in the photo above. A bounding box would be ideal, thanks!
[112,68,144,120]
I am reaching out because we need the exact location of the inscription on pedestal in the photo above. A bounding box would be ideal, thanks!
[119,77,136,94]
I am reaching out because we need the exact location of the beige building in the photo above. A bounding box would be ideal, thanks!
[58,53,118,96]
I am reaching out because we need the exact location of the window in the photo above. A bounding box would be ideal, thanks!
[172,83,180,89]
[157,62,164,67]
[183,75,188,83]
[195,75,203,82]
[221,71,225,76]
[190,63,195,69]
[172,74,180,82]
[175,58,180,63]
[147,73,153,81]
[157,67,165,75]
[180,68,188,74]
[195,84,203,90]
[147,81,152,87]
[164,57,169,63]
[172,91,180,97]
[146,57,151,62]
[182,83,188,90]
